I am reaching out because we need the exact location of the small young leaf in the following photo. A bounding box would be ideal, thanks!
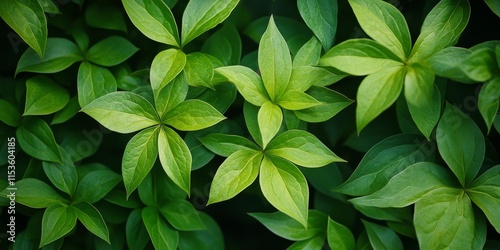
[81,92,159,134]
[348,0,411,59]
[459,48,498,82]
[0,0,47,57]
[159,200,206,231]
[293,36,322,68]
[298,0,337,51]
[327,217,355,250]
[42,147,78,196]
[0,178,66,208]
[208,149,262,204]
[406,85,441,140]
[73,202,110,243]
[258,101,283,148]
[86,36,139,67]
[294,86,353,123]
[158,126,192,195]
[200,133,260,157]
[201,24,242,65]
[122,127,159,197]
[436,104,485,186]
[184,52,215,88]
[320,39,403,76]
[259,16,293,101]
[362,220,403,250]
[478,78,500,132]
[24,75,69,115]
[356,66,405,133]
[73,170,121,204]
[164,99,225,131]
[40,204,77,248]
[16,38,82,74]
[468,165,500,233]
[16,117,63,163]
[150,48,186,95]
[77,62,117,107]
[215,65,269,106]
[155,72,188,118]
[181,0,239,45]
[142,207,179,250]
[259,155,309,227]
[267,130,344,167]
[126,209,149,250]
[122,0,179,47]
[0,99,20,126]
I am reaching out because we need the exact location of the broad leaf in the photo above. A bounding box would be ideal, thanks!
[468,165,500,233]
[0,178,66,208]
[81,92,159,134]
[201,24,242,65]
[294,86,353,123]
[177,212,224,250]
[428,47,474,83]
[42,147,78,196]
[288,236,325,250]
[184,52,215,88]
[459,48,498,82]
[356,66,405,133]
[122,127,159,197]
[208,149,262,204]
[51,96,80,125]
[155,72,189,119]
[163,99,225,131]
[414,188,476,249]
[86,36,139,67]
[249,210,327,241]
[362,220,403,250]
[260,155,309,227]
[122,0,179,46]
[181,0,239,45]
[150,48,186,94]
[298,0,337,51]
[244,102,263,147]
[406,85,441,140]
[293,36,322,68]
[348,0,411,59]
[277,91,320,111]
[0,99,20,126]
[350,162,457,208]
[40,204,77,247]
[479,78,500,132]
[215,65,269,106]
[16,38,82,74]
[327,217,355,250]
[0,0,47,57]
[486,0,500,17]
[74,202,110,243]
[259,16,293,101]
[199,133,260,157]
[24,75,69,115]
[158,126,192,195]
[436,104,485,186]
[126,209,149,250]
[288,66,345,92]
[16,117,62,163]
[320,39,403,76]
[258,101,283,148]
[409,0,471,62]
[73,170,121,204]
[142,207,179,250]
[77,62,117,107]
[160,200,206,231]
[267,130,344,168]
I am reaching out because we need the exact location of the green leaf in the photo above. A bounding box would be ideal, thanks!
[85,1,127,32]
[468,165,500,233]
[414,188,475,249]
[244,102,263,147]
[150,48,186,95]
[42,147,78,196]
[287,236,325,250]
[122,127,159,197]
[406,84,441,140]
[40,204,77,248]
[348,0,411,59]
[320,39,403,76]
[327,217,355,250]
[177,212,224,250]
[293,36,322,68]
[199,133,260,157]
[428,47,474,83]
[362,220,403,250]
[486,0,500,17]
[215,65,269,106]
[184,52,215,88]
[459,48,498,82]
[73,170,121,204]
[288,66,346,91]
[298,0,337,51]
[437,104,485,186]
[23,75,69,115]
[158,126,192,195]
[258,101,283,148]
[126,209,149,250]
[51,96,80,125]
[181,0,239,45]
[0,0,47,57]
[16,117,62,163]
[160,200,206,231]
[201,24,242,65]
[277,91,320,111]
[409,0,471,62]
[260,155,309,227]
[0,99,20,126]
[259,16,293,101]
[0,178,66,208]
[142,207,179,250]
[73,202,110,243]
[479,78,500,132]
[155,72,189,118]
[350,162,457,208]
[86,36,138,67]
[267,130,344,167]
[16,38,82,75]
[122,0,179,46]
[77,62,117,107]
[39,0,59,14]
[249,210,327,241]
[208,149,262,204]
[192,82,237,113]
[294,86,353,123]
[81,92,159,134]
[164,99,225,131]
[356,66,405,134]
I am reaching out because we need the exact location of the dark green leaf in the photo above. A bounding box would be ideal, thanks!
[288,236,325,250]
[327,217,355,250]
[178,212,224,250]
[201,24,242,65]
[77,62,117,107]
[42,147,78,196]
[86,36,138,67]
[74,202,110,243]
[51,96,80,125]
[479,78,500,132]
[40,204,77,247]
[126,209,149,250]
[0,99,20,126]
[73,170,121,204]
[0,178,66,208]
[362,220,403,250]
[142,207,179,250]
[85,2,127,32]
[160,200,206,231]
[23,75,69,115]
[298,0,337,51]
[244,102,263,147]
[485,0,500,17]
[16,117,62,163]
[468,165,500,233]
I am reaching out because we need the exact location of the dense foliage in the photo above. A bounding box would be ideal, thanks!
[1,0,499,249]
